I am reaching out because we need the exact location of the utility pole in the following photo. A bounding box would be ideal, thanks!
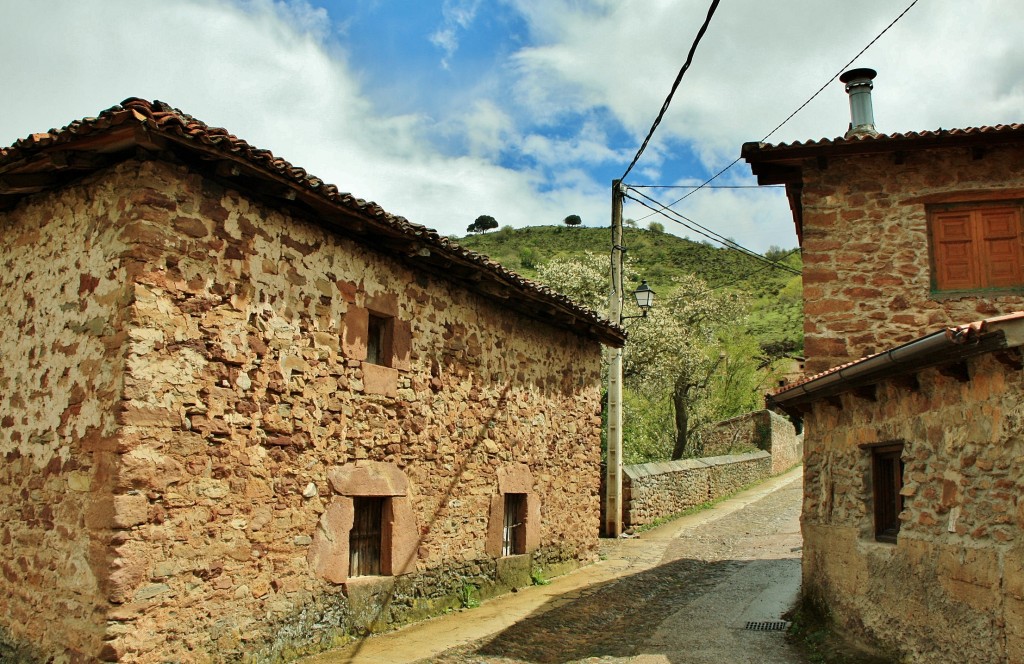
[605,179,625,537]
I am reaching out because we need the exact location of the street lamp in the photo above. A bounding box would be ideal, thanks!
[622,280,655,321]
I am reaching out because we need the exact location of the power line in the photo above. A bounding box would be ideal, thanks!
[628,187,798,269]
[619,0,721,183]
[626,190,802,276]
[710,248,802,290]
[757,0,920,148]
[629,184,784,190]
[630,0,921,218]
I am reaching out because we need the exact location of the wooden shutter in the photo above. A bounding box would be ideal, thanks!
[932,210,979,291]
[980,207,1024,287]
[349,497,384,576]
[872,445,904,543]
[502,494,527,556]
[932,205,1024,291]
[366,314,386,366]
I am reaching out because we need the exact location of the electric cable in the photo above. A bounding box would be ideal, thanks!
[619,0,721,183]
[629,185,783,190]
[626,192,802,276]
[627,188,802,275]
[630,0,921,218]
[710,248,802,290]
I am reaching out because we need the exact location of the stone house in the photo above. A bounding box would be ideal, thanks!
[743,72,1024,662]
[0,99,625,663]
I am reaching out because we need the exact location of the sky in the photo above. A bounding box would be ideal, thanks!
[2,1,1023,253]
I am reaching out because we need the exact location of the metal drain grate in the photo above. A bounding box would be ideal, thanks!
[745,621,790,632]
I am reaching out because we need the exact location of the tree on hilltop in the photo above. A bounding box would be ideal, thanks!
[564,214,582,227]
[468,214,499,234]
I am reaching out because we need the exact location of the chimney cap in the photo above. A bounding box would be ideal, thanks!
[840,68,877,84]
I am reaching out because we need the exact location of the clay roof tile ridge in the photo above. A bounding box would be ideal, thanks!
[0,98,626,344]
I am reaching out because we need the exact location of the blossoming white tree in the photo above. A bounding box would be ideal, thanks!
[537,254,770,461]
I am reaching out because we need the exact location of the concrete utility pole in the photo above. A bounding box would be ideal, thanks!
[605,179,626,537]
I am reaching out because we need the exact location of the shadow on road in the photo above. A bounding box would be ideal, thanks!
[462,553,800,664]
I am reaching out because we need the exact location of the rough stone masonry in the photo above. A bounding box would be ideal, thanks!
[0,156,609,663]
[796,143,1024,374]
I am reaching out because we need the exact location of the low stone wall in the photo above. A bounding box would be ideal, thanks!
[702,410,803,475]
[622,451,771,529]
[764,410,803,475]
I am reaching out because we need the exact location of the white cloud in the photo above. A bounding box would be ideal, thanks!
[429,0,483,68]
[459,99,516,159]
[3,0,1023,254]
[483,0,1024,250]
[505,0,1024,166]
[0,0,542,237]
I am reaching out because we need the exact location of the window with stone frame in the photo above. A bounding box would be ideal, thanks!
[308,463,416,584]
[871,443,905,543]
[485,465,539,559]
[929,202,1024,294]
[502,493,528,556]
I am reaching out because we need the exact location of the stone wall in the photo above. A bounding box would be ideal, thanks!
[801,352,1024,663]
[0,170,133,661]
[0,159,607,662]
[701,410,802,475]
[622,451,771,529]
[798,144,1024,374]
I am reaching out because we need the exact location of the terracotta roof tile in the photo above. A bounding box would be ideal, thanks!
[754,123,1024,152]
[0,98,627,347]
[771,311,1024,398]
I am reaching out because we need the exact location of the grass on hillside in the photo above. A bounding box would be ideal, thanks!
[455,225,803,355]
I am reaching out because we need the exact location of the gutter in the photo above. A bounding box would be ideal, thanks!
[768,314,1024,412]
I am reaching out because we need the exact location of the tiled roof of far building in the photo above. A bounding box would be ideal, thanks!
[741,122,1024,242]
[0,98,627,347]
[768,311,1024,413]
[742,123,1024,178]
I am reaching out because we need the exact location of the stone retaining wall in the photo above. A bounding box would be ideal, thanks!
[701,410,802,475]
[617,411,802,529]
[622,451,771,529]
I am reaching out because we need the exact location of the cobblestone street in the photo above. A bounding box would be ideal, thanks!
[305,468,805,664]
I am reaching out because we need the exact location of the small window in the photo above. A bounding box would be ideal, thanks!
[872,444,904,543]
[929,203,1024,293]
[502,493,527,556]
[350,497,385,576]
[365,314,392,366]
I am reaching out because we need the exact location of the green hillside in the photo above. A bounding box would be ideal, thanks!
[455,225,803,355]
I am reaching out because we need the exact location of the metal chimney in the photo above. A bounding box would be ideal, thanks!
[840,68,877,138]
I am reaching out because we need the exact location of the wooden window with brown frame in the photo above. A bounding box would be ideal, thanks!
[349,497,385,576]
[502,493,527,556]
[872,444,904,543]
[930,203,1024,294]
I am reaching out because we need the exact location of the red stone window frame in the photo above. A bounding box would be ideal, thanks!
[928,201,1024,296]
[308,463,418,584]
[486,465,541,558]
[869,442,905,544]
[341,295,412,397]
